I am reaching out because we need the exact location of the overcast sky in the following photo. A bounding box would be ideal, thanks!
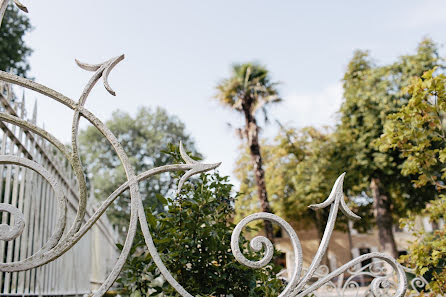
[15,0,446,186]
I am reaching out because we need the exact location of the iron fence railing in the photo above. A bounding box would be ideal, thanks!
[0,83,117,296]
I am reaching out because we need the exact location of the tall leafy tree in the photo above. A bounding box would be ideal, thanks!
[336,39,442,257]
[0,4,32,77]
[235,126,374,265]
[79,107,198,233]
[379,68,446,188]
[214,63,281,241]
[379,68,446,295]
[235,127,335,224]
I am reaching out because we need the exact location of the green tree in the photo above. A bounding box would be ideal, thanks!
[400,198,446,296]
[117,146,284,297]
[336,39,442,258]
[379,69,446,294]
[214,62,281,241]
[79,107,198,233]
[0,4,32,76]
[379,68,446,188]
[235,127,336,225]
[235,126,374,265]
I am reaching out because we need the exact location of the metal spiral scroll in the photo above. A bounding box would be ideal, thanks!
[0,1,407,296]
[231,174,407,297]
[302,262,429,296]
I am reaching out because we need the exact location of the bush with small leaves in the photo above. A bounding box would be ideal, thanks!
[117,144,284,297]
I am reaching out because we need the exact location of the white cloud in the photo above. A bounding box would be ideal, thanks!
[271,82,343,129]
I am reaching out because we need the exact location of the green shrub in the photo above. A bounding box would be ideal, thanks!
[117,145,284,296]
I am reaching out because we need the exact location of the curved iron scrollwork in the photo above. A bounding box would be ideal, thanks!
[0,2,408,296]
[232,175,407,297]
[299,262,430,297]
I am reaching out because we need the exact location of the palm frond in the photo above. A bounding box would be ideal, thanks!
[214,62,282,119]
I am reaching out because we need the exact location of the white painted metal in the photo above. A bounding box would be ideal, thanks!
[304,262,430,297]
[0,1,412,296]
[0,88,117,295]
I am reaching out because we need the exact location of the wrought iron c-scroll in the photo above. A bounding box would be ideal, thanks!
[0,2,408,296]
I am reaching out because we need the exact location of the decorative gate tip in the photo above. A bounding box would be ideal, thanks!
[177,141,221,193]
[12,0,26,12]
[0,2,410,297]
[75,55,125,96]
[309,173,361,221]
[0,0,27,26]
[231,174,408,297]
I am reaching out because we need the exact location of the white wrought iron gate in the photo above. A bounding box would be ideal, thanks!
[0,83,118,296]
[1,1,435,296]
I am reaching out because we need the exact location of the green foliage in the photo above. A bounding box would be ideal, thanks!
[234,126,373,233]
[337,38,442,215]
[379,68,446,295]
[400,196,446,295]
[117,145,284,297]
[0,5,32,76]
[214,62,281,118]
[379,68,446,189]
[235,127,332,222]
[234,39,443,256]
[79,107,198,233]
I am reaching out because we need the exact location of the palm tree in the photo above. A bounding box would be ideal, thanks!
[214,63,281,241]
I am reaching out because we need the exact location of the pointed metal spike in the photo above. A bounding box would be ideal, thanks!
[20,91,25,118]
[340,196,361,220]
[75,59,102,72]
[102,54,124,96]
[76,55,124,96]
[31,99,37,124]
[179,141,197,164]
[176,161,222,194]
[13,0,28,12]
[309,173,345,210]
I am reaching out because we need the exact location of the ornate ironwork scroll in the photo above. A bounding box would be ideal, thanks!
[0,2,408,296]
[292,260,430,297]
[301,262,429,297]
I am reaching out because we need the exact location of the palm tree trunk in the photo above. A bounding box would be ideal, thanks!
[370,177,398,258]
[243,104,274,242]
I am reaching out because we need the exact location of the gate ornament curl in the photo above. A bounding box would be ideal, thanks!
[0,2,408,296]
